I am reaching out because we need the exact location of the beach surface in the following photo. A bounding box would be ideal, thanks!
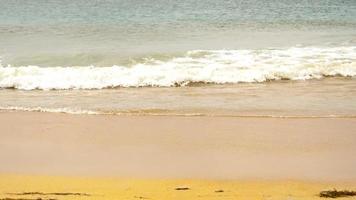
[1,0,356,198]
[1,175,356,200]
[1,111,356,199]
[1,111,356,180]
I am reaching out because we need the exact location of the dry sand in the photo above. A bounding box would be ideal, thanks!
[0,175,356,200]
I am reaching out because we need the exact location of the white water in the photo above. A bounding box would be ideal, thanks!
[1,46,355,90]
[0,106,99,115]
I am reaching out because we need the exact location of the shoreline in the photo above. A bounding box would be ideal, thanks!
[2,109,356,118]
[1,111,356,181]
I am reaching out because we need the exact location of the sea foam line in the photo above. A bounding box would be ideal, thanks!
[0,106,99,115]
[0,46,356,90]
[1,106,356,119]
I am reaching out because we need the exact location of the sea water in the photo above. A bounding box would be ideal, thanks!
[0,0,356,116]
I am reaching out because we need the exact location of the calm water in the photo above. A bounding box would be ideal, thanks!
[1,0,356,66]
[0,0,356,116]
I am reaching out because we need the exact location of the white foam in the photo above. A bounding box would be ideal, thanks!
[1,46,355,90]
[0,106,99,115]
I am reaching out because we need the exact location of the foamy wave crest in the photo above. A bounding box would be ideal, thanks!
[1,46,355,90]
[0,106,99,114]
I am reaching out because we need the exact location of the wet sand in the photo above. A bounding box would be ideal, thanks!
[1,111,356,181]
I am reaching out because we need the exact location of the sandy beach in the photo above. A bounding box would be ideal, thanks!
[1,0,356,199]
[1,175,356,200]
[1,111,356,199]
[1,111,356,180]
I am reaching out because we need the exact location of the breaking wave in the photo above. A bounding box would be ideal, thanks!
[0,106,99,115]
[0,46,355,90]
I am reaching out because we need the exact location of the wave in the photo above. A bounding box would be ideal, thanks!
[0,106,99,115]
[1,46,356,90]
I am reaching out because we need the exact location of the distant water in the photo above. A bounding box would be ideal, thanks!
[0,0,356,116]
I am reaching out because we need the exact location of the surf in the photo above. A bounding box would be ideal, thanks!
[0,46,355,90]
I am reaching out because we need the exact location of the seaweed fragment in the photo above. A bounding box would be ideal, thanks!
[320,190,356,198]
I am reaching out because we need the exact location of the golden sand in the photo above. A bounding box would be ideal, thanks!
[0,175,355,200]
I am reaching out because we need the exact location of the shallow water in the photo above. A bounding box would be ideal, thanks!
[1,78,356,117]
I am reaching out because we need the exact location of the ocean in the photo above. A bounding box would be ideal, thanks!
[0,0,356,117]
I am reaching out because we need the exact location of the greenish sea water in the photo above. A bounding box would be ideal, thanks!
[1,0,355,66]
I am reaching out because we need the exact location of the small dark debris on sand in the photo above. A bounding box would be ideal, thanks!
[215,190,224,193]
[46,192,89,196]
[134,196,149,199]
[175,187,190,191]
[7,192,90,196]
[320,190,356,198]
